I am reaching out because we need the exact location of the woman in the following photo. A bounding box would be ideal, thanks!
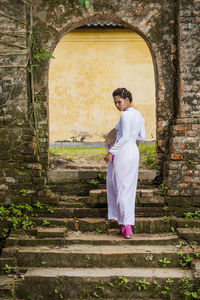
[104,88,145,239]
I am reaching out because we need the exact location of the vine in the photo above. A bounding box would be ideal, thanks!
[78,0,92,8]
[0,202,54,239]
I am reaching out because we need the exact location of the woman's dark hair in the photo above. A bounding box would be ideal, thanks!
[112,88,133,103]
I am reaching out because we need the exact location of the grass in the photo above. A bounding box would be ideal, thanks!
[49,144,157,168]
[49,147,106,161]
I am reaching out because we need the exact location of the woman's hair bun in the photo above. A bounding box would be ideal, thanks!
[112,88,133,103]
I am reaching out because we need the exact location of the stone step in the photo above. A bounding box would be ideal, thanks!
[47,169,159,196]
[9,217,172,234]
[33,205,198,219]
[0,276,16,299]
[36,228,67,238]
[171,217,200,229]
[8,217,200,237]
[5,233,179,247]
[0,257,16,269]
[47,169,159,183]
[14,267,192,300]
[2,244,194,268]
[55,195,90,208]
[177,227,200,243]
[88,188,165,207]
[36,206,168,218]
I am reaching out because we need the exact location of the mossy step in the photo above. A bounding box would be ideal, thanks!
[37,206,170,219]
[9,217,172,234]
[0,258,16,269]
[5,233,179,247]
[47,169,159,183]
[9,217,200,237]
[2,244,196,268]
[56,195,90,208]
[14,267,193,300]
[88,188,165,207]
[0,276,17,299]
[36,228,67,238]
[36,206,199,218]
[0,258,16,275]
[171,217,200,229]
[177,227,200,243]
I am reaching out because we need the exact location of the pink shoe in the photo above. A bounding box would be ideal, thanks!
[121,225,133,238]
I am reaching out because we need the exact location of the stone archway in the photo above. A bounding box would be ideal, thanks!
[32,0,178,181]
[48,26,156,145]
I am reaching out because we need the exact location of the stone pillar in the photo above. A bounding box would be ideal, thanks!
[166,0,200,202]
[0,0,46,204]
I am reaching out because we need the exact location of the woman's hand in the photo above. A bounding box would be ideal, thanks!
[104,152,112,163]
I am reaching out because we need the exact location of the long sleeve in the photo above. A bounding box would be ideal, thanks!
[136,119,145,141]
[109,112,130,156]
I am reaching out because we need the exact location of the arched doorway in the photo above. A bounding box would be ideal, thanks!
[32,5,177,178]
[48,23,156,147]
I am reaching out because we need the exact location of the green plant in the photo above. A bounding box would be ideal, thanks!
[139,144,157,169]
[19,189,28,197]
[131,256,136,263]
[159,183,168,191]
[95,228,102,234]
[144,151,157,168]
[3,264,19,274]
[93,291,100,298]
[114,276,129,288]
[178,240,187,247]
[3,264,12,274]
[95,280,105,292]
[189,241,197,246]
[163,205,169,211]
[184,210,200,219]
[28,37,55,72]
[47,206,54,213]
[135,279,150,291]
[153,280,161,289]
[89,179,100,185]
[160,284,170,296]
[42,219,50,227]
[21,219,34,229]
[41,261,46,265]
[97,170,106,181]
[2,227,9,238]
[171,226,175,232]
[79,287,89,299]
[145,255,153,261]
[0,202,54,238]
[179,277,198,299]
[84,254,91,267]
[177,252,193,268]
[93,280,105,298]
[159,257,171,267]
[78,0,92,8]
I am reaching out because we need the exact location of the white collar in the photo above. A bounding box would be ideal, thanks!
[124,106,133,111]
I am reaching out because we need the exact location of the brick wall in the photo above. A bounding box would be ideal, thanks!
[166,0,200,199]
[0,0,47,205]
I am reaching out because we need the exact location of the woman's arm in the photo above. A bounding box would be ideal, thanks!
[136,119,145,142]
[108,112,130,156]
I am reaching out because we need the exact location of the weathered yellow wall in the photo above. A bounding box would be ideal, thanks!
[49,29,156,143]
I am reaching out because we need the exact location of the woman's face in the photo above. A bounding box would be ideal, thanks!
[113,95,130,111]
